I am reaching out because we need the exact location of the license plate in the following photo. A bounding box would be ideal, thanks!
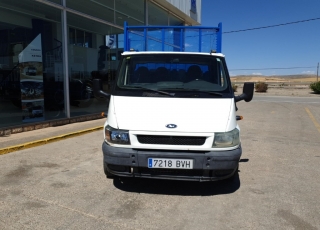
[148,158,193,169]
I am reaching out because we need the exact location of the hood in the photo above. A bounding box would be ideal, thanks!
[113,96,233,133]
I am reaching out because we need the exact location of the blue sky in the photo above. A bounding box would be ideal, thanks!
[201,0,320,76]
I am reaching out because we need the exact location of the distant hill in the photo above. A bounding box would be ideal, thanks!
[231,74,316,79]
[231,74,317,83]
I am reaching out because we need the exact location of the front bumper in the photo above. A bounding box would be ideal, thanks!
[102,142,241,181]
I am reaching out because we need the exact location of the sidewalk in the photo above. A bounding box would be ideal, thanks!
[0,118,106,155]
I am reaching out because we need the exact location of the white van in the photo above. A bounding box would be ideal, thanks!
[93,24,254,181]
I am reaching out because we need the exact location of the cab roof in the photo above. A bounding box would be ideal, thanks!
[121,51,225,57]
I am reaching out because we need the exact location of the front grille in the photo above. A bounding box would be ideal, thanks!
[137,135,206,146]
[140,168,203,177]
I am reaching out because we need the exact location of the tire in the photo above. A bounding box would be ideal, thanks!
[103,163,115,179]
[225,165,239,182]
[80,90,91,103]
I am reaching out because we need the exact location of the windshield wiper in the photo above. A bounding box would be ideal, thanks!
[196,90,223,96]
[161,88,223,96]
[124,86,175,97]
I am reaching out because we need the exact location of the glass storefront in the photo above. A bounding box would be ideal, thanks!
[0,0,189,130]
[0,0,64,128]
[169,14,184,26]
[115,0,145,26]
[66,12,122,117]
[49,0,62,5]
[148,1,168,25]
[66,0,114,24]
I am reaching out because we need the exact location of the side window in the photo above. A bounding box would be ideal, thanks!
[118,58,130,85]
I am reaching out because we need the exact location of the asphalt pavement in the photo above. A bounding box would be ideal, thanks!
[0,95,320,229]
[253,95,320,104]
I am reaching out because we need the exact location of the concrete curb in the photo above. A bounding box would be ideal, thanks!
[0,126,103,155]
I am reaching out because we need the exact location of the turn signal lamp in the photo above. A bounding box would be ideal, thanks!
[236,115,243,121]
[101,112,108,117]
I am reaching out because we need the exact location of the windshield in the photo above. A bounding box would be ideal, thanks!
[115,54,232,97]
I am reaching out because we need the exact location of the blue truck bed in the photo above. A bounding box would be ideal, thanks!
[124,22,222,53]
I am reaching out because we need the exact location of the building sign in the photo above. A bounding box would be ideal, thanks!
[191,0,197,13]
[106,35,116,48]
[18,34,45,122]
[190,0,197,21]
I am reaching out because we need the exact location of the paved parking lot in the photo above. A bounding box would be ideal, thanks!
[0,96,320,230]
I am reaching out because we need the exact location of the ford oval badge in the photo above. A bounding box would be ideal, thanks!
[166,124,177,128]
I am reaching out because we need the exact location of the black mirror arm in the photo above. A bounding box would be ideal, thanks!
[235,101,238,111]
[93,79,110,98]
[234,93,247,103]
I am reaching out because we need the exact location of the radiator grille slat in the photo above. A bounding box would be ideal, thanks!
[137,135,206,146]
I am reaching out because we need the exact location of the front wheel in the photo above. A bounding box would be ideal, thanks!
[225,165,239,182]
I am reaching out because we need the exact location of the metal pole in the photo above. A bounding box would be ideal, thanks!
[62,0,70,118]
[317,62,319,82]
[144,0,148,25]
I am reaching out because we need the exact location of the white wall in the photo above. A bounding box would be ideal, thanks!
[166,0,202,24]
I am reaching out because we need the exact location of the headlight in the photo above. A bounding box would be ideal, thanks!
[105,125,130,145]
[212,128,240,148]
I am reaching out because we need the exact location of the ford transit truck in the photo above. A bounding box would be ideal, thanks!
[93,22,254,181]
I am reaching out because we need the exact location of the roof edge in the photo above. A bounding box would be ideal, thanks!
[150,0,200,25]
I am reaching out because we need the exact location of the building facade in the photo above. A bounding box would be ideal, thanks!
[0,0,201,133]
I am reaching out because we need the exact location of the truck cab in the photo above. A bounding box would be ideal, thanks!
[94,23,254,181]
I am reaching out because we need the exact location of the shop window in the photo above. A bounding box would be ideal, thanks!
[118,34,124,49]
[76,30,85,47]
[0,1,65,128]
[115,0,145,26]
[69,28,92,48]
[48,0,62,4]
[169,14,184,26]
[67,12,123,117]
[148,2,168,26]
[66,0,114,24]
[69,28,76,45]
[84,32,92,48]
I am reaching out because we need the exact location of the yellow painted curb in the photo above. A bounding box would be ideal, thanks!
[0,126,103,155]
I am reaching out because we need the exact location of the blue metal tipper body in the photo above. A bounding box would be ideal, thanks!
[124,22,222,53]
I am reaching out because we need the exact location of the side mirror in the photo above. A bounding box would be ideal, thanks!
[234,82,254,102]
[93,79,110,98]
